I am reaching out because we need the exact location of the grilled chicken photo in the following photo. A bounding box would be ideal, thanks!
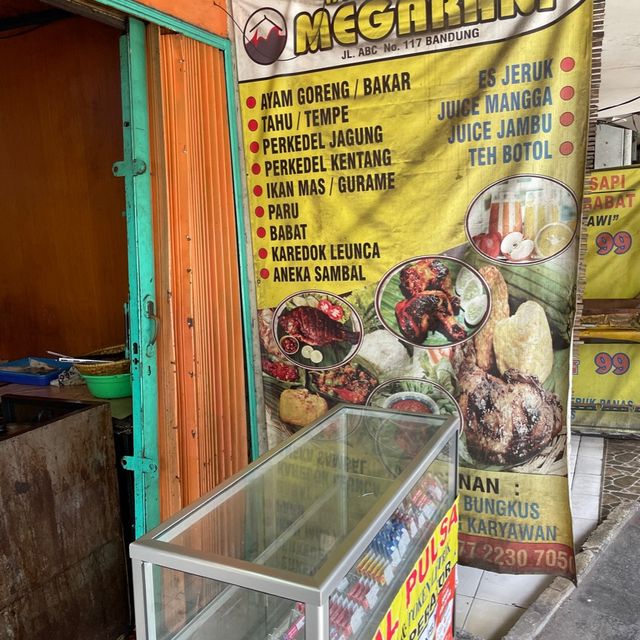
[394,258,466,344]
[456,348,563,466]
[279,306,360,347]
[395,290,466,343]
[399,258,455,299]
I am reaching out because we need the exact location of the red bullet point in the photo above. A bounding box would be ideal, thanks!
[246,96,256,108]
[250,141,260,153]
[248,119,258,131]
[560,86,575,101]
[258,248,268,259]
[560,112,575,126]
[253,185,263,197]
[260,268,269,279]
[257,227,266,238]
[559,141,574,156]
[560,57,575,72]
[255,206,265,217]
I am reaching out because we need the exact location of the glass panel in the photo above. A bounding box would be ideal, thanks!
[328,434,456,640]
[159,407,450,579]
[148,565,304,640]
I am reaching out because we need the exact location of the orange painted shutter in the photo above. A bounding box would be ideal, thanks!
[148,29,249,517]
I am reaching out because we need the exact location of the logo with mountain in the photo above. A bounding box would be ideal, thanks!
[243,9,287,65]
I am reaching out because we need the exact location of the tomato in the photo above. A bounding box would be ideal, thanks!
[317,299,333,314]
[327,304,344,321]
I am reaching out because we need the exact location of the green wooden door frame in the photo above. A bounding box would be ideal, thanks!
[95,1,259,535]
[116,17,160,538]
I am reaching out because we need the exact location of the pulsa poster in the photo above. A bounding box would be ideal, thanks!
[230,0,599,580]
[371,502,458,640]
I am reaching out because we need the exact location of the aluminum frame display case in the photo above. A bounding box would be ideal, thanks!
[130,405,459,640]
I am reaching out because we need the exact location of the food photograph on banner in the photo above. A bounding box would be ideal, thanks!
[231,0,598,582]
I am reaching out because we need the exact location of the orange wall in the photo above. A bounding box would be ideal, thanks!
[0,17,128,361]
[136,0,228,38]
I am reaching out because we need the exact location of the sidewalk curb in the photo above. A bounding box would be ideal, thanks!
[455,630,484,640]
[501,501,640,640]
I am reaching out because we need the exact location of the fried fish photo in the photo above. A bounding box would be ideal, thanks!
[273,291,363,370]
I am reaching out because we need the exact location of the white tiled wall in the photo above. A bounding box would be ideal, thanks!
[455,435,604,639]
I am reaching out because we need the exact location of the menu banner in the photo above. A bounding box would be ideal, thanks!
[583,167,640,299]
[231,0,597,579]
[572,342,640,432]
[458,469,574,577]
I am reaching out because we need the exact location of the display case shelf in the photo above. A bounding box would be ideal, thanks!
[130,405,459,640]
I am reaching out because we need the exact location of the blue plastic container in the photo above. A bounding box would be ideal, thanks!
[0,358,72,386]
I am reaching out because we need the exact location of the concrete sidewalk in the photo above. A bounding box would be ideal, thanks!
[457,501,640,640]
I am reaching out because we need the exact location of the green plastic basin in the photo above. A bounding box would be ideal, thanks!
[81,372,132,399]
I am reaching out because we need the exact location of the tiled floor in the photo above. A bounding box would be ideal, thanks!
[455,434,605,640]
[600,438,640,519]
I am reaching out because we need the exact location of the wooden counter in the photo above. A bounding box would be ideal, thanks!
[0,382,133,418]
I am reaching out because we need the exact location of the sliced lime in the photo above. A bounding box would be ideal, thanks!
[463,294,488,326]
[301,345,314,359]
[459,276,484,303]
[310,350,324,364]
[534,223,573,258]
[455,267,480,296]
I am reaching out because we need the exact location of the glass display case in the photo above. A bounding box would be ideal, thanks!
[130,405,459,640]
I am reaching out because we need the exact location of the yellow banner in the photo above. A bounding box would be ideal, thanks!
[458,469,574,576]
[583,168,640,299]
[232,0,594,579]
[239,37,589,308]
[572,342,640,430]
[371,501,458,640]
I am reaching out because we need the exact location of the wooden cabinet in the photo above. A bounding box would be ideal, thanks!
[0,397,129,639]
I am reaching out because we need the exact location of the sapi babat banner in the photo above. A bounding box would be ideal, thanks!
[583,167,640,299]
[231,0,598,579]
